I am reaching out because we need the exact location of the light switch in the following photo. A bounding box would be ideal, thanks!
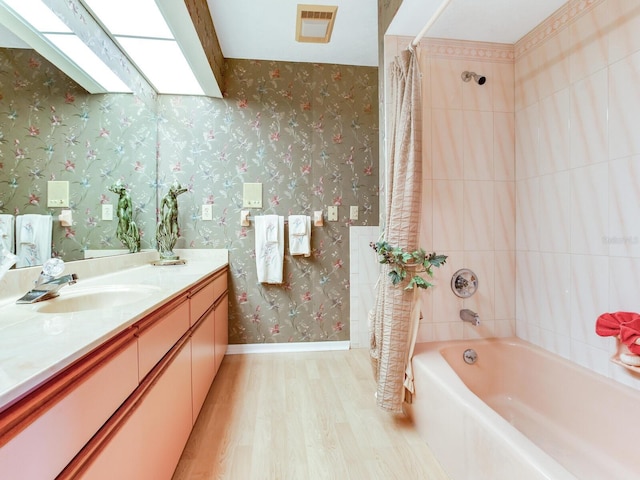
[47,181,69,207]
[242,183,263,208]
[327,206,338,221]
[102,204,113,221]
[202,204,213,221]
[349,206,359,221]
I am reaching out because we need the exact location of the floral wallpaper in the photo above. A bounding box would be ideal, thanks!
[0,48,157,261]
[157,59,379,344]
[0,48,379,344]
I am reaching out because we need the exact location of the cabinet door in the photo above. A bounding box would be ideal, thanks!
[214,292,228,374]
[78,339,192,480]
[191,308,215,423]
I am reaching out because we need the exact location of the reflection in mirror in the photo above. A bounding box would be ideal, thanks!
[0,46,157,266]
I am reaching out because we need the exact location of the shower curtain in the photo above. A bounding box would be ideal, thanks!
[370,48,423,413]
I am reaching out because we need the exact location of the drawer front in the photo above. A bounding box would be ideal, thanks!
[0,340,138,480]
[213,270,227,300]
[138,300,189,381]
[189,281,215,326]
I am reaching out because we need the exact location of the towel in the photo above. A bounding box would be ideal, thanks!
[255,215,284,284]
[596,311,640,354]
[16,214,52,268]
[0,214,14,254]
[288,215,311,257]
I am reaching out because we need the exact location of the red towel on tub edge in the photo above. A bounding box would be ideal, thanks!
[596,312,640,354]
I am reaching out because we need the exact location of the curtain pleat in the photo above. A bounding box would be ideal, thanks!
[370,48,422,413]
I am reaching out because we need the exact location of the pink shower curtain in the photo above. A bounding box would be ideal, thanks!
[370,48,422,413]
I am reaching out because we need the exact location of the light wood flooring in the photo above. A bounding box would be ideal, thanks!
[172,348,450,480]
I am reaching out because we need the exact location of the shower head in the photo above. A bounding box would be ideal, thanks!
[461,71,486,85]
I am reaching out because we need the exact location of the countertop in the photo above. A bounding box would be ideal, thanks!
[0,249,228,412]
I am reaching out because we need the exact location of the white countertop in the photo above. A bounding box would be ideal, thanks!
[0,249,228,412]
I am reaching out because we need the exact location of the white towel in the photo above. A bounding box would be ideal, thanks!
[16,214,52,268]
[288,215,311,257]
[255,215,284,284]
[0,214,15,254]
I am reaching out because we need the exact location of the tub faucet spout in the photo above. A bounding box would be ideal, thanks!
[460,309,480,326]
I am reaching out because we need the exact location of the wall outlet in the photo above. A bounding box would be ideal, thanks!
[101,204,113,221]
[327,206,338,221]
[202,204,213,221]
[349,205,358,221]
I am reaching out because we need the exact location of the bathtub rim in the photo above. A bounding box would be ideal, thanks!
[408,337,577,480]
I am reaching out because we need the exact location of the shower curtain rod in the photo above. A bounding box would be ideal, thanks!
[410,0,454,47]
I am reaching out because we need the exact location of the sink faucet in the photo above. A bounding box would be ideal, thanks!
[460,309,480,326]
[16,259,78,304]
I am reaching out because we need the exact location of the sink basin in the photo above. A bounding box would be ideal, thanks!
[35,285,162,314]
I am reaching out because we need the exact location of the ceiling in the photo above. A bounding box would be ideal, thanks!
[209,0,568,67]
[0,0,569,82]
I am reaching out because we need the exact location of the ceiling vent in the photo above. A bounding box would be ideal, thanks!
[295,5,338,43]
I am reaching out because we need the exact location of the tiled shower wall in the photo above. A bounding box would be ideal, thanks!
[383,37,517,342]
[514,0,640,389]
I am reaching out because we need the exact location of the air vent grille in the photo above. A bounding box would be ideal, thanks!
[296,5,338,44]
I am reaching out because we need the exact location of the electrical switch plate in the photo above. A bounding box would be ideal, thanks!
[327,206,338,221]
[349,205,359,221]
[242,183,263,208]
[101,204,113,221]
[47,181,69,207]
[202,204,213,221]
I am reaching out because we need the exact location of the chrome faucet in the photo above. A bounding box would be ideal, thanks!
[16,258,78,304]
[460,309,480,326]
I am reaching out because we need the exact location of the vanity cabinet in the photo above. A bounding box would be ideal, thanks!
[0,266,228,480]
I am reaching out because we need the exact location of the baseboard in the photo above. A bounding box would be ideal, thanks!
[226,340,351,355]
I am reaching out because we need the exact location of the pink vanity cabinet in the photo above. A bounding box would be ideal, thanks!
[0,266,228,480]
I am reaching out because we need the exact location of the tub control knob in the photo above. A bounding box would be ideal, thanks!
[451,268,478,298]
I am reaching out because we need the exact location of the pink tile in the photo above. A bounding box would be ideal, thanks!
[433,180,464,251]
[515,251,541,330]
[609,257,640,312]
[608,155,640,257]
[538,88,570,175]
[570,163,609,255]
[494,112,515,181]
[515,50,540,111]
[432,109,463,180]
[570,1,609,83]
[608,0,640,64]
[492,62,515,113]
[515,103,539,180]
[494,182,515,251]
[431,57,463,110]
[537,29,571,100]
[463,181,495,251]
[462,61,493,112]
[538,253,571,336]
[494,251,515,320]
[463,250,495,321]
[515,177,540,251]
[539,171,570,253]
[463,110,494,180]
[609,50,640,160]
[570,69,608,168]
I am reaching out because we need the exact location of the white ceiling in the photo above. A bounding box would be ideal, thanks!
[0,0,569,72]
[209,0,568,67]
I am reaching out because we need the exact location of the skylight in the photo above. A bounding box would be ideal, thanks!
[0,0,131,93]
[82,0,204,96]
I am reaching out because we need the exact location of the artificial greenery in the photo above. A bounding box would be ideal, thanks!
[371,240,447,290]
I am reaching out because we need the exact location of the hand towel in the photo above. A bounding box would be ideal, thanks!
[288,215,311,257]
[16,214,52,268]
[596,311,640,354]
[255,215,284,284]
[0,214,15,254]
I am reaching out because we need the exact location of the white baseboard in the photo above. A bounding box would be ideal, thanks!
[226,340,351,355]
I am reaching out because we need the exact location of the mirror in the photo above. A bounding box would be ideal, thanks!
[0,44,157,265]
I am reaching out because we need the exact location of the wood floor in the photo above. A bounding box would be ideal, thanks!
[172,348,450,480]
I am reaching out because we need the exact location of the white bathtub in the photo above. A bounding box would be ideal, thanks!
[406,338,639,480]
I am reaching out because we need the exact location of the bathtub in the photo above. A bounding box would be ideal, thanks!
[406,337,640,480]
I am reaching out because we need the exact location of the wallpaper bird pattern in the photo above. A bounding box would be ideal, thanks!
[0,50,378,344]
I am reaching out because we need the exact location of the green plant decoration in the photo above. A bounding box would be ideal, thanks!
[371,240,447,290]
